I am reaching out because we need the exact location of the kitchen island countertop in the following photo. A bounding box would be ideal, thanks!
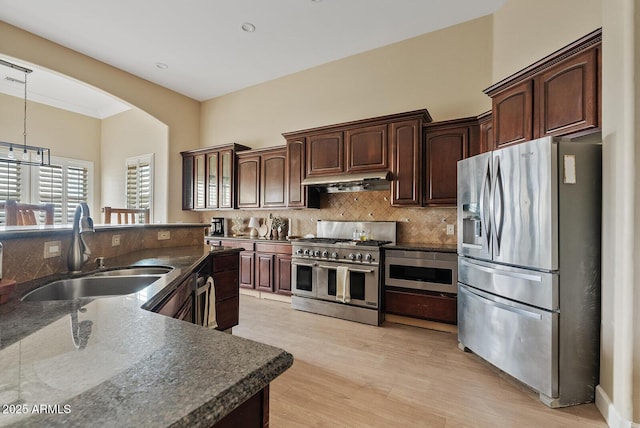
[0,245,293,427]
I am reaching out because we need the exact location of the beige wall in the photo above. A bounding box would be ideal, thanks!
[0,92,102,208]
[0,21,201,223]
[101,108,169,223]
[492,0,602,82]
[201,16,494,150]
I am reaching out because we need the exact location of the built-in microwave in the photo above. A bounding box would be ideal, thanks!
[384,250,458,294]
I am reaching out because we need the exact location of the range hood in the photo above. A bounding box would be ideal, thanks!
[301,171,392,193]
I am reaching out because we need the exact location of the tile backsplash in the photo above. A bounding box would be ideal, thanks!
[206,191,457,244]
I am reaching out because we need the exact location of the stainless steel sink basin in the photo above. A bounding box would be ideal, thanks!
[90,266,174,277]
[21,275,162,302]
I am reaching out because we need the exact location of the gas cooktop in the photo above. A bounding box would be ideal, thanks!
[292,238,391,247]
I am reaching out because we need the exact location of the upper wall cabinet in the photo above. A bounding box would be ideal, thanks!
[283,109,432,207]
[485,28,601,150]
[181,143,250,211]
[237,147,290,209]
[423,117,479,206]
[285,139,320,209]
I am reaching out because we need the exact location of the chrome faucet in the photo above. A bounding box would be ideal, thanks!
[67,203,95,273]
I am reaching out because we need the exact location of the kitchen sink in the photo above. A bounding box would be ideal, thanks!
[21,274,164,302]
[90,266,174,277]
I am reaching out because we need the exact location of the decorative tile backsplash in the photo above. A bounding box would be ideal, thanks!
[2,227,204,284]
[207,191,457,244]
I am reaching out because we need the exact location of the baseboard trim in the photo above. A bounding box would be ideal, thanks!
[384,314,458,334]
[239,289,292,303]
[595,384,638,428]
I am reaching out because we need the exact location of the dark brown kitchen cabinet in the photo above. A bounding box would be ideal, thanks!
[237,153,261,209]
[390,119,422,207]
[345,124,388,173]
[239,251,255,289]
[254,242,292,296]
[261,148,287,208]
[306,131,344,177]
[385,289,457,324]
[181,143,249,210]
[477,111,493,156]
[485,28,601,149]
[424,117,479,206]
[210,253,240,331]
[285,138,320,209]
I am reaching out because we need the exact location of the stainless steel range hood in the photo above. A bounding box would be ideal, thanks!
[301,171,391,193]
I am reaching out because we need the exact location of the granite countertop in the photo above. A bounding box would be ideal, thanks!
[385,242,457,253]
[0,245,293,427]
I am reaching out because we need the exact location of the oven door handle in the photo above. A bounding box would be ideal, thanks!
[292,261,316,267]
[317,264,375,273]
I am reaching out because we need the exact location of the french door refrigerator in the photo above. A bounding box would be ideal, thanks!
[456,135,601,407]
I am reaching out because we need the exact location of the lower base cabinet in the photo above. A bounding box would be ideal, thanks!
[152,252,240,331]
[385,288,457,324]
[215,385,269,428]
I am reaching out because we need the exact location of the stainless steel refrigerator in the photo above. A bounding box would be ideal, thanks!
[456,135,601,407]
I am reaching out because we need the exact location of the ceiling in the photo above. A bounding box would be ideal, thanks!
[0,0,504,117]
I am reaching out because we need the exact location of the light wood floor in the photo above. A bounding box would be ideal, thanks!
[233,295,606,428]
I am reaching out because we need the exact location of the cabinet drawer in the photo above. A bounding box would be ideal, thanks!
[212,254,239,272]
[216,296,239,331]
[255,243,291,255]
[385,288,457,324]
[213,270,239,301]
[156,275,193,318]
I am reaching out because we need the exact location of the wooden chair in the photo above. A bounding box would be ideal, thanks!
[103,206,150,224]
[2,200,55,226]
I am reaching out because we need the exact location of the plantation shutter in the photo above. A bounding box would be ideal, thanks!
[0,162,22,225]
[126,156,152,223]
[38,162,90,224]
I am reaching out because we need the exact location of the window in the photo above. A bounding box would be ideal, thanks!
[126,154,153,223]
[34,157,93,224]
[0,162,22,224]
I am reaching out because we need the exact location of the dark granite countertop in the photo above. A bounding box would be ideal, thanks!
[384,242,458,253]
[0,245,293,427]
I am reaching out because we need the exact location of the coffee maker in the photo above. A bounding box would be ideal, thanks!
[210,218,225,236]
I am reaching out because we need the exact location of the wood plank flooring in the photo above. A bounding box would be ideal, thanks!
[233,295,606,428]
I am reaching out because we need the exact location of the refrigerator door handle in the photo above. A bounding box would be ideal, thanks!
[493,156,504,256]
[480,156,492,250]
[465,286,543,320]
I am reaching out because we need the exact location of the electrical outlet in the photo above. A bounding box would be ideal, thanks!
[44,241,61,259]
[446,224,455,235]
[158,231,171,240]
[112,234,121,246]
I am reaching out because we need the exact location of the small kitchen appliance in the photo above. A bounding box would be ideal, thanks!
[210,217,224,236]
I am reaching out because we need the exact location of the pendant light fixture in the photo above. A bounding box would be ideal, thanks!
[0,58,51,166]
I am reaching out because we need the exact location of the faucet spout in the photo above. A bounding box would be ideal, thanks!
[67,203,95,273]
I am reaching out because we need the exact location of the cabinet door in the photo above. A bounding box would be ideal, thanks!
[261,150,287,208]
[345,124,388,173]
[536,48,598,137]
[219,150,234,209]
[206,151,219,209]
[424,126,468,206]
[478,114,493,156]
[390,119,422,207]
[239,251,255,289]
[306,132,343,177]
[275,255,292,295]
[255,253,274,292]
[237,155,260,209]
[194,154,206,209]
[492,80,533,148]
[181,154,194,210]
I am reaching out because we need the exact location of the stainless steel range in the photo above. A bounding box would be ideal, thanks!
[291,220,396,325]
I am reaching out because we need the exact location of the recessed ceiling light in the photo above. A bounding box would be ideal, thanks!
[241,22,256,32]
[155,62,169,69]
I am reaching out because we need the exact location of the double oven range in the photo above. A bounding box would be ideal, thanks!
[291,220,396,325]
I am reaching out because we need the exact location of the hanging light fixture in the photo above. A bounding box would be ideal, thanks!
[0,58,51,166]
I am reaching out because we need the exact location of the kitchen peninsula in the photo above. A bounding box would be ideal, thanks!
[0,225,293,427]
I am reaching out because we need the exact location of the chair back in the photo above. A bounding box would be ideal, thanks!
[2,200,55,226]
[103,206,150,224]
